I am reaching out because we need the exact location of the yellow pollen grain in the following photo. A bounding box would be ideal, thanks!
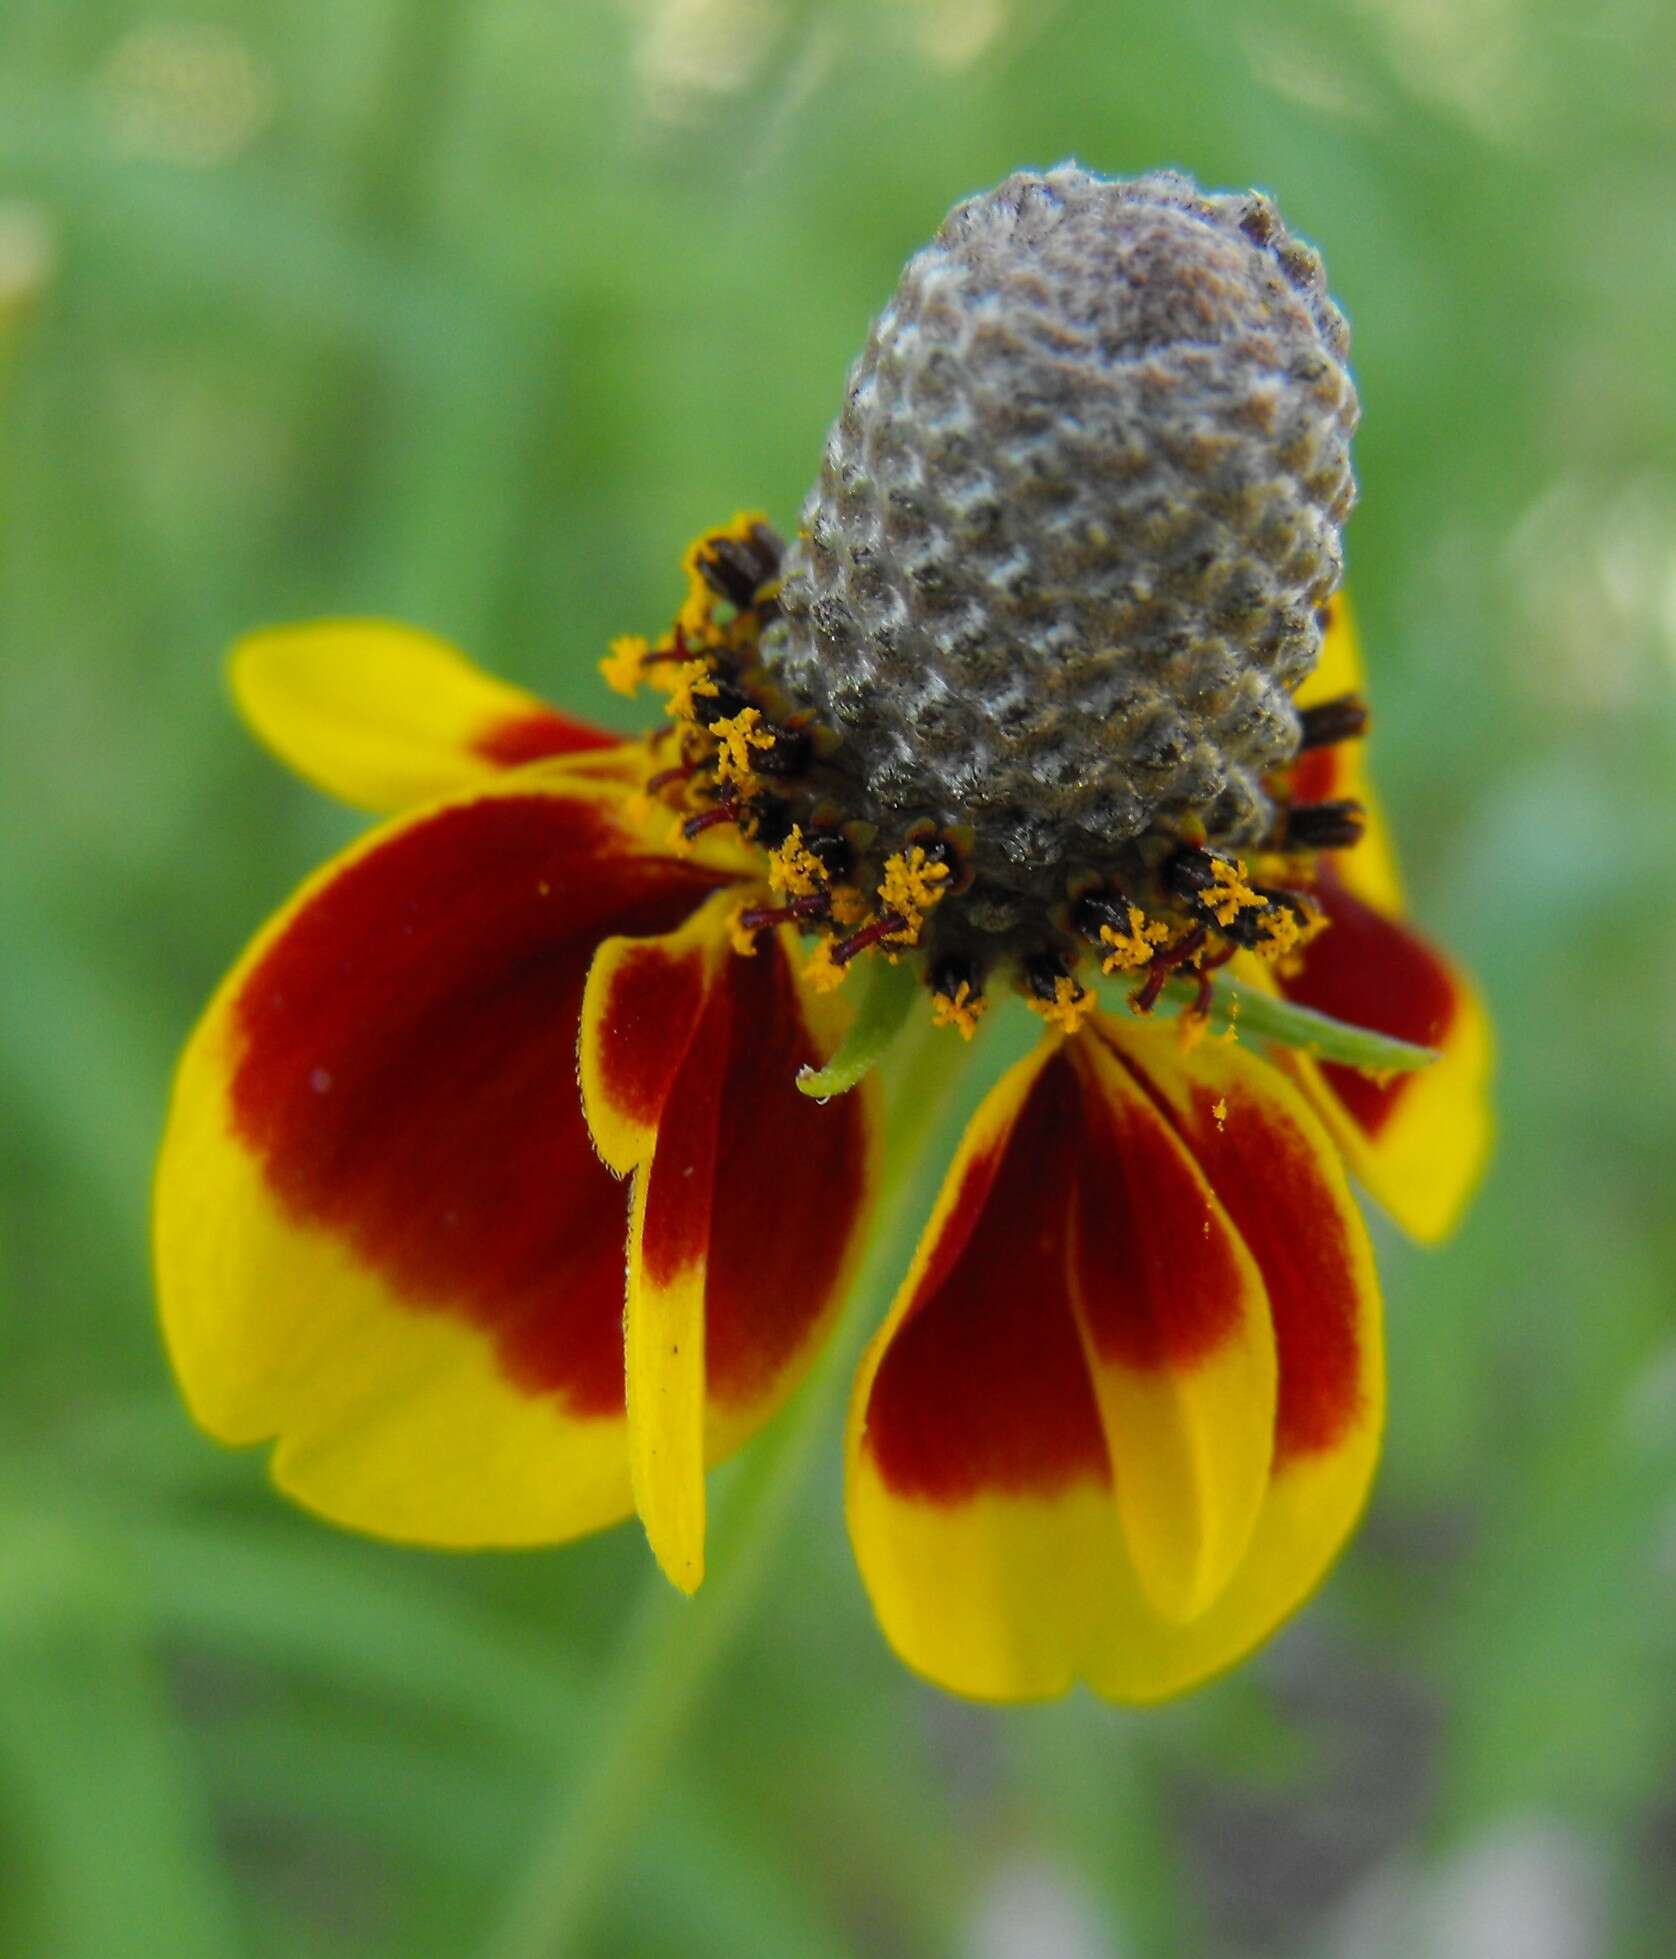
[1028,975,1094,1036]
[600,633,649,698]
[803,937,849,994]
[1216,996,1241,1045]
[931,980,986,1041]
[666,659,719,726]
[709,706,775,790]
[1202,858,1266,928]
[1099,905,1170,975]
[878,846,950,945]
[675,582,717,644]
[1272,898,1329,978]
[1252,903,1304,963]
[1212,1096,1229,1131]
[1292,899,1330,949]
[768,827,825,900]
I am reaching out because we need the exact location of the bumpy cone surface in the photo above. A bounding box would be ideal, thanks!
[761,163,1358,937]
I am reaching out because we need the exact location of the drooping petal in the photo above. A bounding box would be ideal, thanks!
[601,913,880,1590]
[624,953,731,1593]
[1067,1036,1276,1623]
[698,935,879,1459]
[1291,596,1404,915]
[578,900,727,1180]
[230,620,619,813]
[601,894,737,1594]
[155,772,737,1546]
[847,1044,1114,1701]
[849,1035,1281,1702]
[1092,1019,1384,1691]
[1277,872,1494,1244]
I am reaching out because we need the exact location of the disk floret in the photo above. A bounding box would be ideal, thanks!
[603,516,1367,1042]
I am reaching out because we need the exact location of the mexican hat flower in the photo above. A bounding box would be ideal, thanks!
[155,165,1490,1703]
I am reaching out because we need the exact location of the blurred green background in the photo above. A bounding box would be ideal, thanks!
[3,0,1675,1953]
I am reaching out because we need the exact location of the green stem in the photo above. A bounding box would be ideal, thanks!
[796,956,920,1098]
[479,1021,970,1959]
[1105,970,1439,1075]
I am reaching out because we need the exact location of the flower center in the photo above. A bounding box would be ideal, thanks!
[602,165,1369,1038]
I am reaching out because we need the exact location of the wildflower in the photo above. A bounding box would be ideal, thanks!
[156,165,1489,1702]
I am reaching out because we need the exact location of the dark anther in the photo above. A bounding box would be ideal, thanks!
[832,913,911,964]
[1298,694,1368,750]
[1162,848,1221,905]
[1023,950,1079,1003]
[751,725,813,777]
[903,825,973,897]
[698,523,785,611]
[802,830,854,881]
[1284,799,1365,850]
[1071,887,1138,942]
[1253,889,1315,948]
[1222,903,1274,950]
[690,679,752,728]
[747,795,795,850]
[1254,883,1316,924]
[930,954,983,1003]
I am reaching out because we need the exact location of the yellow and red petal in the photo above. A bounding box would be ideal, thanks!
[847,1014,1383,1705]
[847,1043,1111,1699]
[848,1032,1292,1703]
[1067,1035,1276,1623]
[230,619,619,814]
[618,917,881,1588]
[699,935,879,1445]
[1291,596,1404,915]
[577,897,733,1180]
[624,952,733,1592]
[1278,873,1493,1244]
[155,774,737,1546]
[1092,1019,1384,1692]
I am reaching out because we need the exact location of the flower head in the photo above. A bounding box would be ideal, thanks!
[156,164,1490,1702]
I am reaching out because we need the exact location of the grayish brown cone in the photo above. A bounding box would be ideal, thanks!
[760,162,1358,936]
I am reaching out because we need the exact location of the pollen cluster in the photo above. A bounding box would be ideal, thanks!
[605,164,1371,1037]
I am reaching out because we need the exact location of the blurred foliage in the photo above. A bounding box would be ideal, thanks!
[3,0,1676,1953]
